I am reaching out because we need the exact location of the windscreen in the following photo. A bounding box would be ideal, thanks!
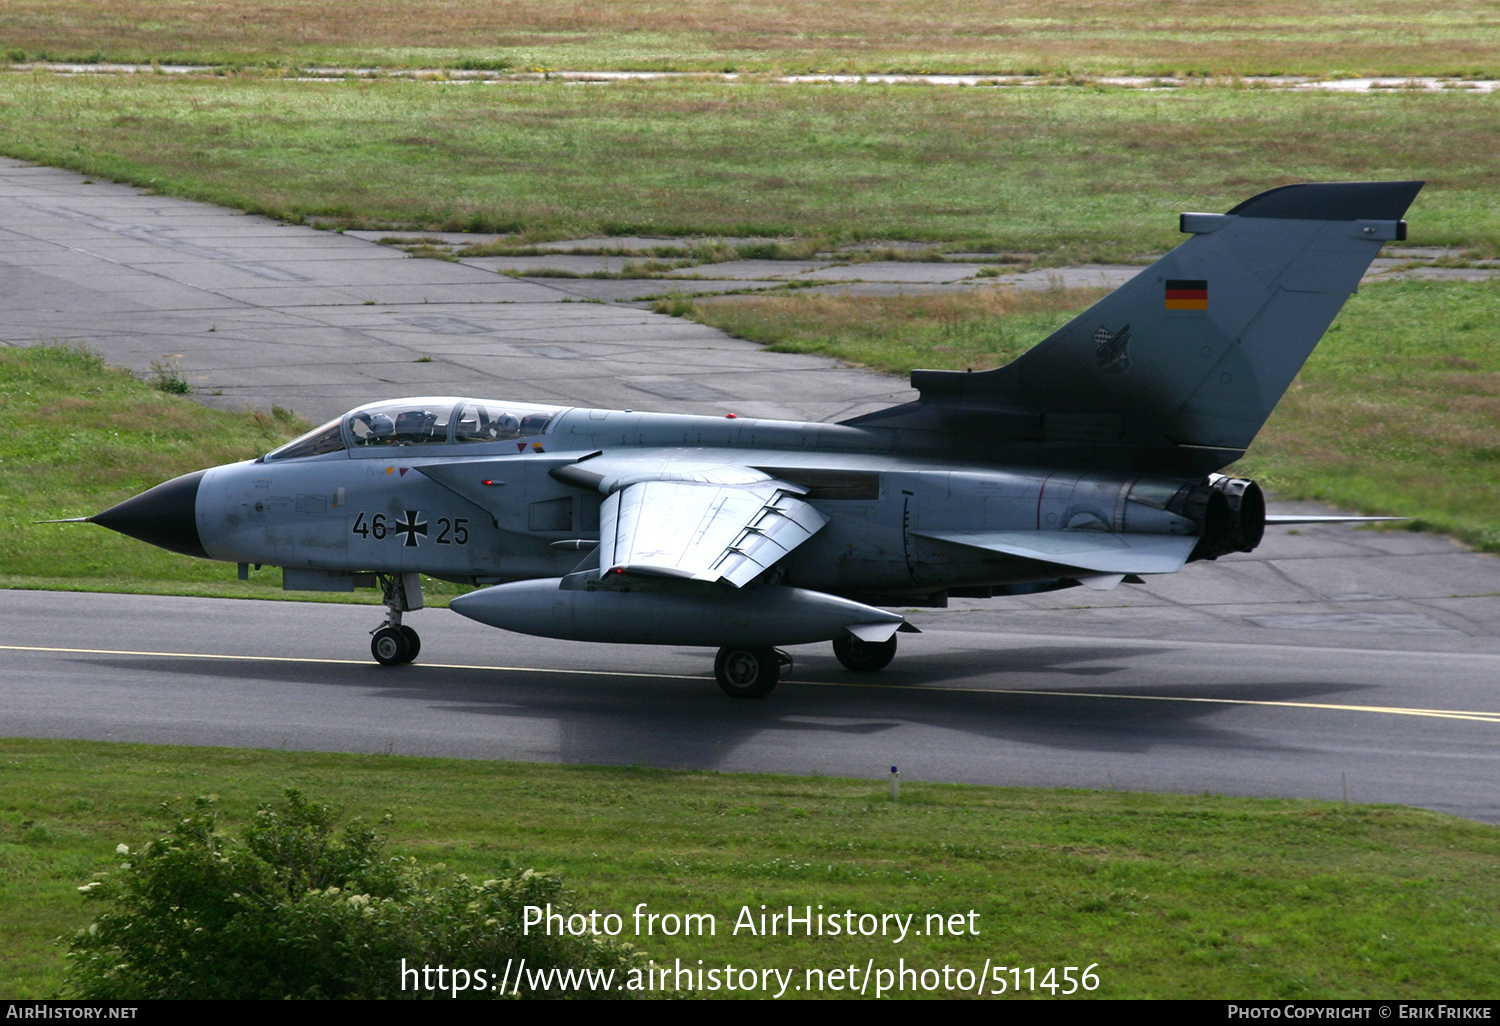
[265,419,345,461]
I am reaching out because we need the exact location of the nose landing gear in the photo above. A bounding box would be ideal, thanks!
[371,624,420,665]
[371,573,423,666]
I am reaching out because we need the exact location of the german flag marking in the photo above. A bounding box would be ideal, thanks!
[1165,278,1208,310]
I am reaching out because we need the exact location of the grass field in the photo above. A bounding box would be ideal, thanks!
[0,346,461,604]
[0,347,297,596]
[3,738,1498,999]
[1241,279,1500,551]
[0,76,1495,254]
[3,0,1500,76]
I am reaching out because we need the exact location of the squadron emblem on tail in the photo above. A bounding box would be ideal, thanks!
[1093,323,1132,375]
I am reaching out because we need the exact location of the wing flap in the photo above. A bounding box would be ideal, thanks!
[915,529,1198,575]
[602,479,828,587]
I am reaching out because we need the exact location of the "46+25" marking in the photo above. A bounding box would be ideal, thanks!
[351,511,469,548]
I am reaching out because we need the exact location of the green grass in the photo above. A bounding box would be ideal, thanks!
[2,738,1498,998]
[674,278,1500,551]
[1240,279,1500,551]
[0,345,461,604]
[4,0,1500,76]
[667,287,1111,375]
[0,77,1496,255]
[0,345,299,595]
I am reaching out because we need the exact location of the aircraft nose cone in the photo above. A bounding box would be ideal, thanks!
[91,469,209,558]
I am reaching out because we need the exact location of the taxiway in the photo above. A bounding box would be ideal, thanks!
[3,157,1498,821]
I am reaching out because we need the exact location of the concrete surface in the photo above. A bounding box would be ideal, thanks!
[0,157,913,426]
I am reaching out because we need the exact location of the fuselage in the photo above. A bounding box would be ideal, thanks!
[154,396,1208,602]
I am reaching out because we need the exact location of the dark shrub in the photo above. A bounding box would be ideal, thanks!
[65,790,643,999]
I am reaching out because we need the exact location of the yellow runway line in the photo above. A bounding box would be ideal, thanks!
[5,644,1499,725]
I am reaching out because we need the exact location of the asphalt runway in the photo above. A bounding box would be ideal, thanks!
[4,157,1500,823]
[4,584,1499,823]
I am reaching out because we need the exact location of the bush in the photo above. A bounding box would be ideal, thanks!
[64,790,644,999]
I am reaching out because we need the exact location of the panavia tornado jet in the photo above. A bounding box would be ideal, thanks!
[82,181,1421,697]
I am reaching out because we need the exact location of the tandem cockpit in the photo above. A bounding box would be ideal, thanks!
[261,398,568,462]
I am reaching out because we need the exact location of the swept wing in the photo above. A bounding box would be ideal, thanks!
[599,478,827,586]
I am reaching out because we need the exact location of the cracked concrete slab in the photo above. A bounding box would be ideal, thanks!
[460,254,643,275]
[512,277,788,301]
[0,157,914,425]
[666,259,841,279]
[793,261,985,283]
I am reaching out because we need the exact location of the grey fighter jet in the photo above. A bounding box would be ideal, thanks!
[83,181,1421,697]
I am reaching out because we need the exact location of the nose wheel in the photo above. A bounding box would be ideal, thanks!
[371,625,420,665]
[370,573,423,665]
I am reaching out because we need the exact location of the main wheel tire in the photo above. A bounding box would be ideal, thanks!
[398,625,421,661]
[714,646,780,699]
[833,634,897,672]
[371,626,412,666]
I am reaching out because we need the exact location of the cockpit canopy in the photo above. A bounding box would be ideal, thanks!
[264,397,565,461]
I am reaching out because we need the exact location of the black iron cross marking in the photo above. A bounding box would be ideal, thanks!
[394,510,428,547]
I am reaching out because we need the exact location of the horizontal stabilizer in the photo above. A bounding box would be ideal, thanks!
[915,529,1199,575]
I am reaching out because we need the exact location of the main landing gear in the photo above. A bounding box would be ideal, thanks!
[714,646,792,699]
[832,633,898,672]
[713,633,900,698]
[371,573,423,666]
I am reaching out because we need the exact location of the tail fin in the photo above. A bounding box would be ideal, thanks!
[851,181,1422,472]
